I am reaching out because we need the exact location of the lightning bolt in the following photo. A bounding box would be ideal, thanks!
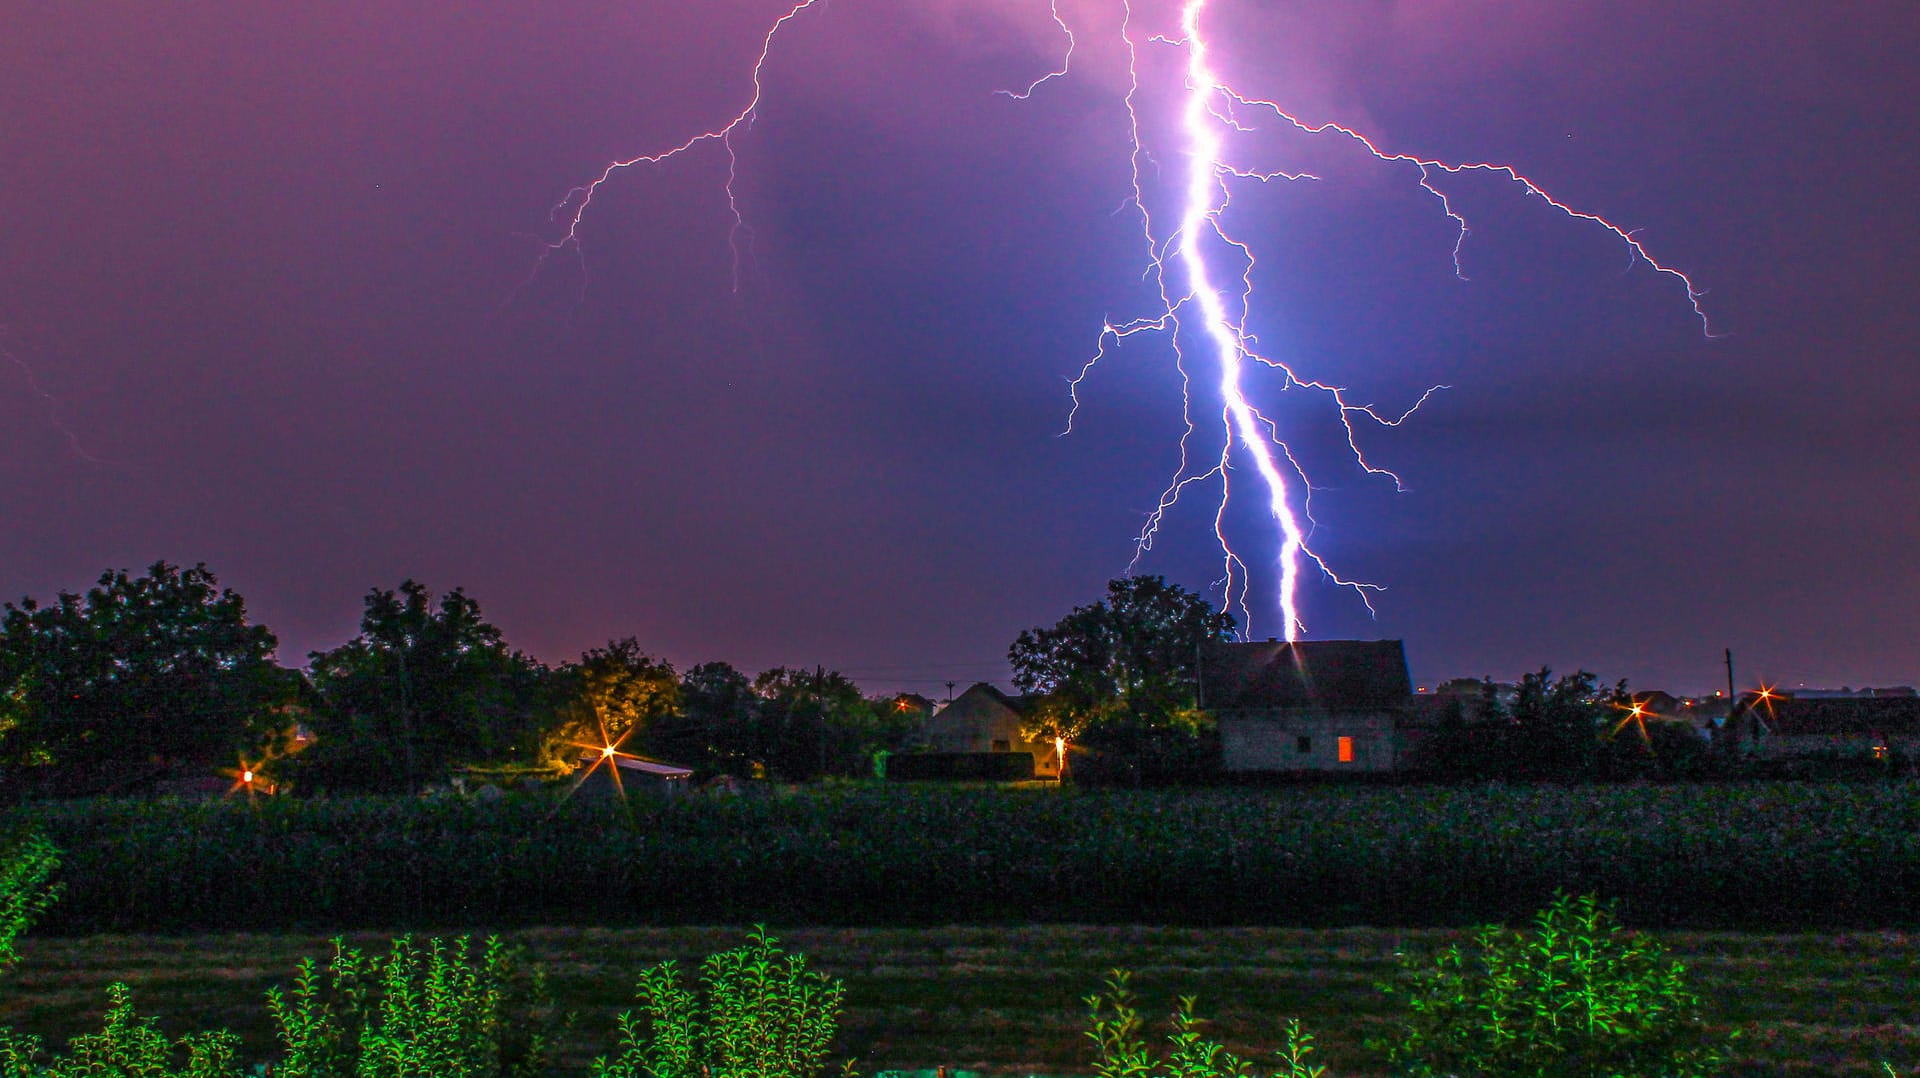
[538,0,827,294]
[1057,0,1710,639]
[545,0,1714,642]
[2,328,114,467]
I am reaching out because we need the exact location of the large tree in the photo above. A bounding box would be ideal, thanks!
[553,638,679,753]
[1506,667,1614,781]
[656,661,758,775]
[750,666,882,781]
[1008,575,1235,779]
[0,562,292,794]
[301,581,554,792]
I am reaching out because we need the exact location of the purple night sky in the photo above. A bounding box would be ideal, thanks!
[3,1,1915,696]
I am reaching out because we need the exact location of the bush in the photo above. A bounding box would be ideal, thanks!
[0,982,241,1078]
[1372,891,1734,1077]
[591,926,850,1078]
[1085,969,1325,1078]
[0,830,59,969]
[267,935,561,1078]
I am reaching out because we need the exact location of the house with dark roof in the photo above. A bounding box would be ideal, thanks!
[1200,639,1414,772]
[1630,690,1682,717]
[915,682,1060,778]
[1724,693,1920,767]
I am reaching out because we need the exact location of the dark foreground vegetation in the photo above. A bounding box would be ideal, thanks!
[17,781,1920,935]
[9,921,1920,1076]
[1,829,1914,1077]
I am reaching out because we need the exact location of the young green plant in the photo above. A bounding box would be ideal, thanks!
[1371,891,1735,1077]
[1085,970,1325,1078]
[591,925,852,1078]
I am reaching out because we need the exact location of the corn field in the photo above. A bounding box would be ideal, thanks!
[15,780,1920,934]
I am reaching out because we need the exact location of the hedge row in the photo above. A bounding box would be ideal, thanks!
[17,780,1920,934]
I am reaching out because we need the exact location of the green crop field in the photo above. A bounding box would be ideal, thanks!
[2,924,1913,1076]
[16,780,1920,934]
[8,782,1918,1074]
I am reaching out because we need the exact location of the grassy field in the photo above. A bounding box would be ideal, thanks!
[2,925,1913,1076]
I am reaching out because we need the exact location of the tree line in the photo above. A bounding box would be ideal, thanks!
[0,563,924,796]
[1003,575,1736,784]
[0,561,1752,798]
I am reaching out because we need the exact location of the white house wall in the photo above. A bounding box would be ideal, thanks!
[1218,712,1399,772]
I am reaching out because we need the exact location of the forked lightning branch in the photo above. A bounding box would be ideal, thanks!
[542,0,1712,642]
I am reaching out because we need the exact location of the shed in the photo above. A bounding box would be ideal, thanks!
[574,751,695,799]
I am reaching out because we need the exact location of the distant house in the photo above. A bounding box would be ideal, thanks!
[1630,690,1682,718]
[915,683,1060,778]
[879,693,939,723]
[1201,639,1414,772]
[1724,693,1920,766]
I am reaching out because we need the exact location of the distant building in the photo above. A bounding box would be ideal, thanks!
[1630,690,1682,717]
[1779,685,1918,699]
[915,683,1059,778]
[574,752,695,799]
[1201,639,1414,772]
[879,692,938,722]
[1724,693,1920,766]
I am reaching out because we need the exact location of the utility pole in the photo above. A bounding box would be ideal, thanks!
[1725,648,1735,702]
[1195,639,1205,709]
[944,680,956,704]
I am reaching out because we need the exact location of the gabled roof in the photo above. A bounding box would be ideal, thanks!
[938,682,1037,716]
[1754,696,1920,738]
[1200,639,1412,711]
[1631,690,1681,715]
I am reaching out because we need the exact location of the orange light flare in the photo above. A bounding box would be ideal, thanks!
[221,758,268,798]
[1608,700,1654,751]
[547,714,641,817]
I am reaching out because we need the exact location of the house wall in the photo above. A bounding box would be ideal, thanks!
[1218,710,1399,772]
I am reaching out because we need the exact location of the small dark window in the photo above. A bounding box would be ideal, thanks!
[1296,735,1312,754]
[991,739,1011,753]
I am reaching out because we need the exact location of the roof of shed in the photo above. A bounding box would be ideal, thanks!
[577,751,694,778]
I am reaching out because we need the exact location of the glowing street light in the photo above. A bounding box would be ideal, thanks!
[1609,700,1655,752]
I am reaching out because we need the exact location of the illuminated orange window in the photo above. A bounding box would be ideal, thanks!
[1337,736,1354,763]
